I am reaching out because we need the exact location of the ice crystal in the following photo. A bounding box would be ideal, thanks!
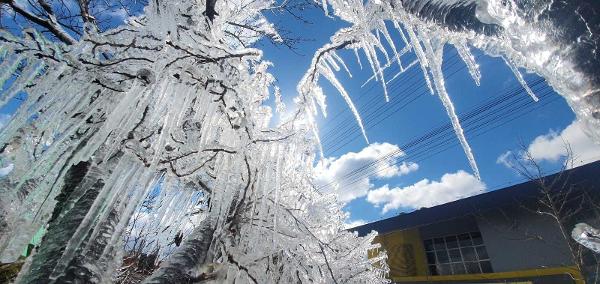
[300,0,600,177]
[1,0,599,283]
[0,1,388,283]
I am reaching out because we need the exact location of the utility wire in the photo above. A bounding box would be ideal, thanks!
[320,51,462,142]
[321,78,546,186]
[327,82,553,188]
[323,56,469,153]
[317,78,557,191]
[330,86,557,189]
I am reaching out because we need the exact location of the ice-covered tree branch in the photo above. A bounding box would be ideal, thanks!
[2,0,76,44]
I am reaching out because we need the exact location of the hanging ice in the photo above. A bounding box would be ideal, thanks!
[572,223,600,254]
[300,0,600,177]
[0,0,599,283]
[0,1,389,283]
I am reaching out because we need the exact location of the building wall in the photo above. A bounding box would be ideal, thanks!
[418,216,479,240]
[476,204,575,272]
[386,213,583,283]
[355,161,600,283]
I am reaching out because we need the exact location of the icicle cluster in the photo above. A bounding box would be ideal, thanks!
[573,223,600,255]
[299,0,600,179]
[0,1,388,283]
[2,0,598,282]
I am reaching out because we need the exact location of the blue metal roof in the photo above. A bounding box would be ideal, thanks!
[351,160,600,236]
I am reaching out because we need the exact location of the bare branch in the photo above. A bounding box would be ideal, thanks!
[76,0,96,29]
[5,0,76,44]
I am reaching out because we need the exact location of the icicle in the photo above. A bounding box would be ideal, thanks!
[381,73,389,102]
[49,162,140,280]
[306,108,325,159]
[0,0,394,281]
[310,83,327,117]
[0,46,8,59]
[373,48,390,102]
[504,57,539,101]
[361,42,379,83]
[381,22,403,70]
[0,55,24,90]
[353,48,363,69]
[318,63,369,144]
[360,55,398,88]
[0,61,45,107]
[389,59,418,83]
[572,223,600,254]
[324,54,340,72]
[273,144,282,235]
[274,86,286,113]
[455,41,481,86]
[97,172,160,269]
[404,24,435,95]
[424,38,480,179]
[331,51,352,78]
[370,32,390,65]
[394,21,411,52]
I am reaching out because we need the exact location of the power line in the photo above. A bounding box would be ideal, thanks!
[321,78,546,187]
[317,78,557,191]
[331,83,554,188]
[333,86,558,189]
[319,50,462,141]
[323,56,469,154]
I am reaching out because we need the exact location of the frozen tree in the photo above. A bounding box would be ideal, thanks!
[0,0,598,283]
[0,0,388,283]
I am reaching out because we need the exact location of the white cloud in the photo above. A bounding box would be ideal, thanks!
[314,142,418,203]
[498,120,600,169]
[496,151,514,169]
[344,219,366,229]
[366,170,486,214]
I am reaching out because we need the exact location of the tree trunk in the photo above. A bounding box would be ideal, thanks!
[143,216,216,283]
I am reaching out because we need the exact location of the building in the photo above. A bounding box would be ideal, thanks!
[352,161,600,284]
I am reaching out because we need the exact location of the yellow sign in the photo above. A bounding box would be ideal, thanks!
[371,228,428,277]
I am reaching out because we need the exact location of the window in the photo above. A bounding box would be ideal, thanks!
[423,232,493,276]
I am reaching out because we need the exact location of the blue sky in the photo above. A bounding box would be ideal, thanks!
[259,6,600,225]
[1,1,598,226]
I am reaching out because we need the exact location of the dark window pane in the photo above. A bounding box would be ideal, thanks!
[448,249,462,262]
[428,265,439,275]
[475,246,489,260]
[480,261,493,273]
[426,252,436,264]
[452,263,466,275]
[461,247,477,261]
[445,235,458,249]
[434,238,446,250]
[438,264,452,275]
[471,232,483,245]
[465,262,481,274]
[458,233,472,247]
[424,239,434,251]
[436,250,449,263]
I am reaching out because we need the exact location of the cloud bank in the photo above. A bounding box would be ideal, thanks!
[314,142,418,203]
[366,170,486,214]
[498,120,600,169]
[344,219,367,229]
